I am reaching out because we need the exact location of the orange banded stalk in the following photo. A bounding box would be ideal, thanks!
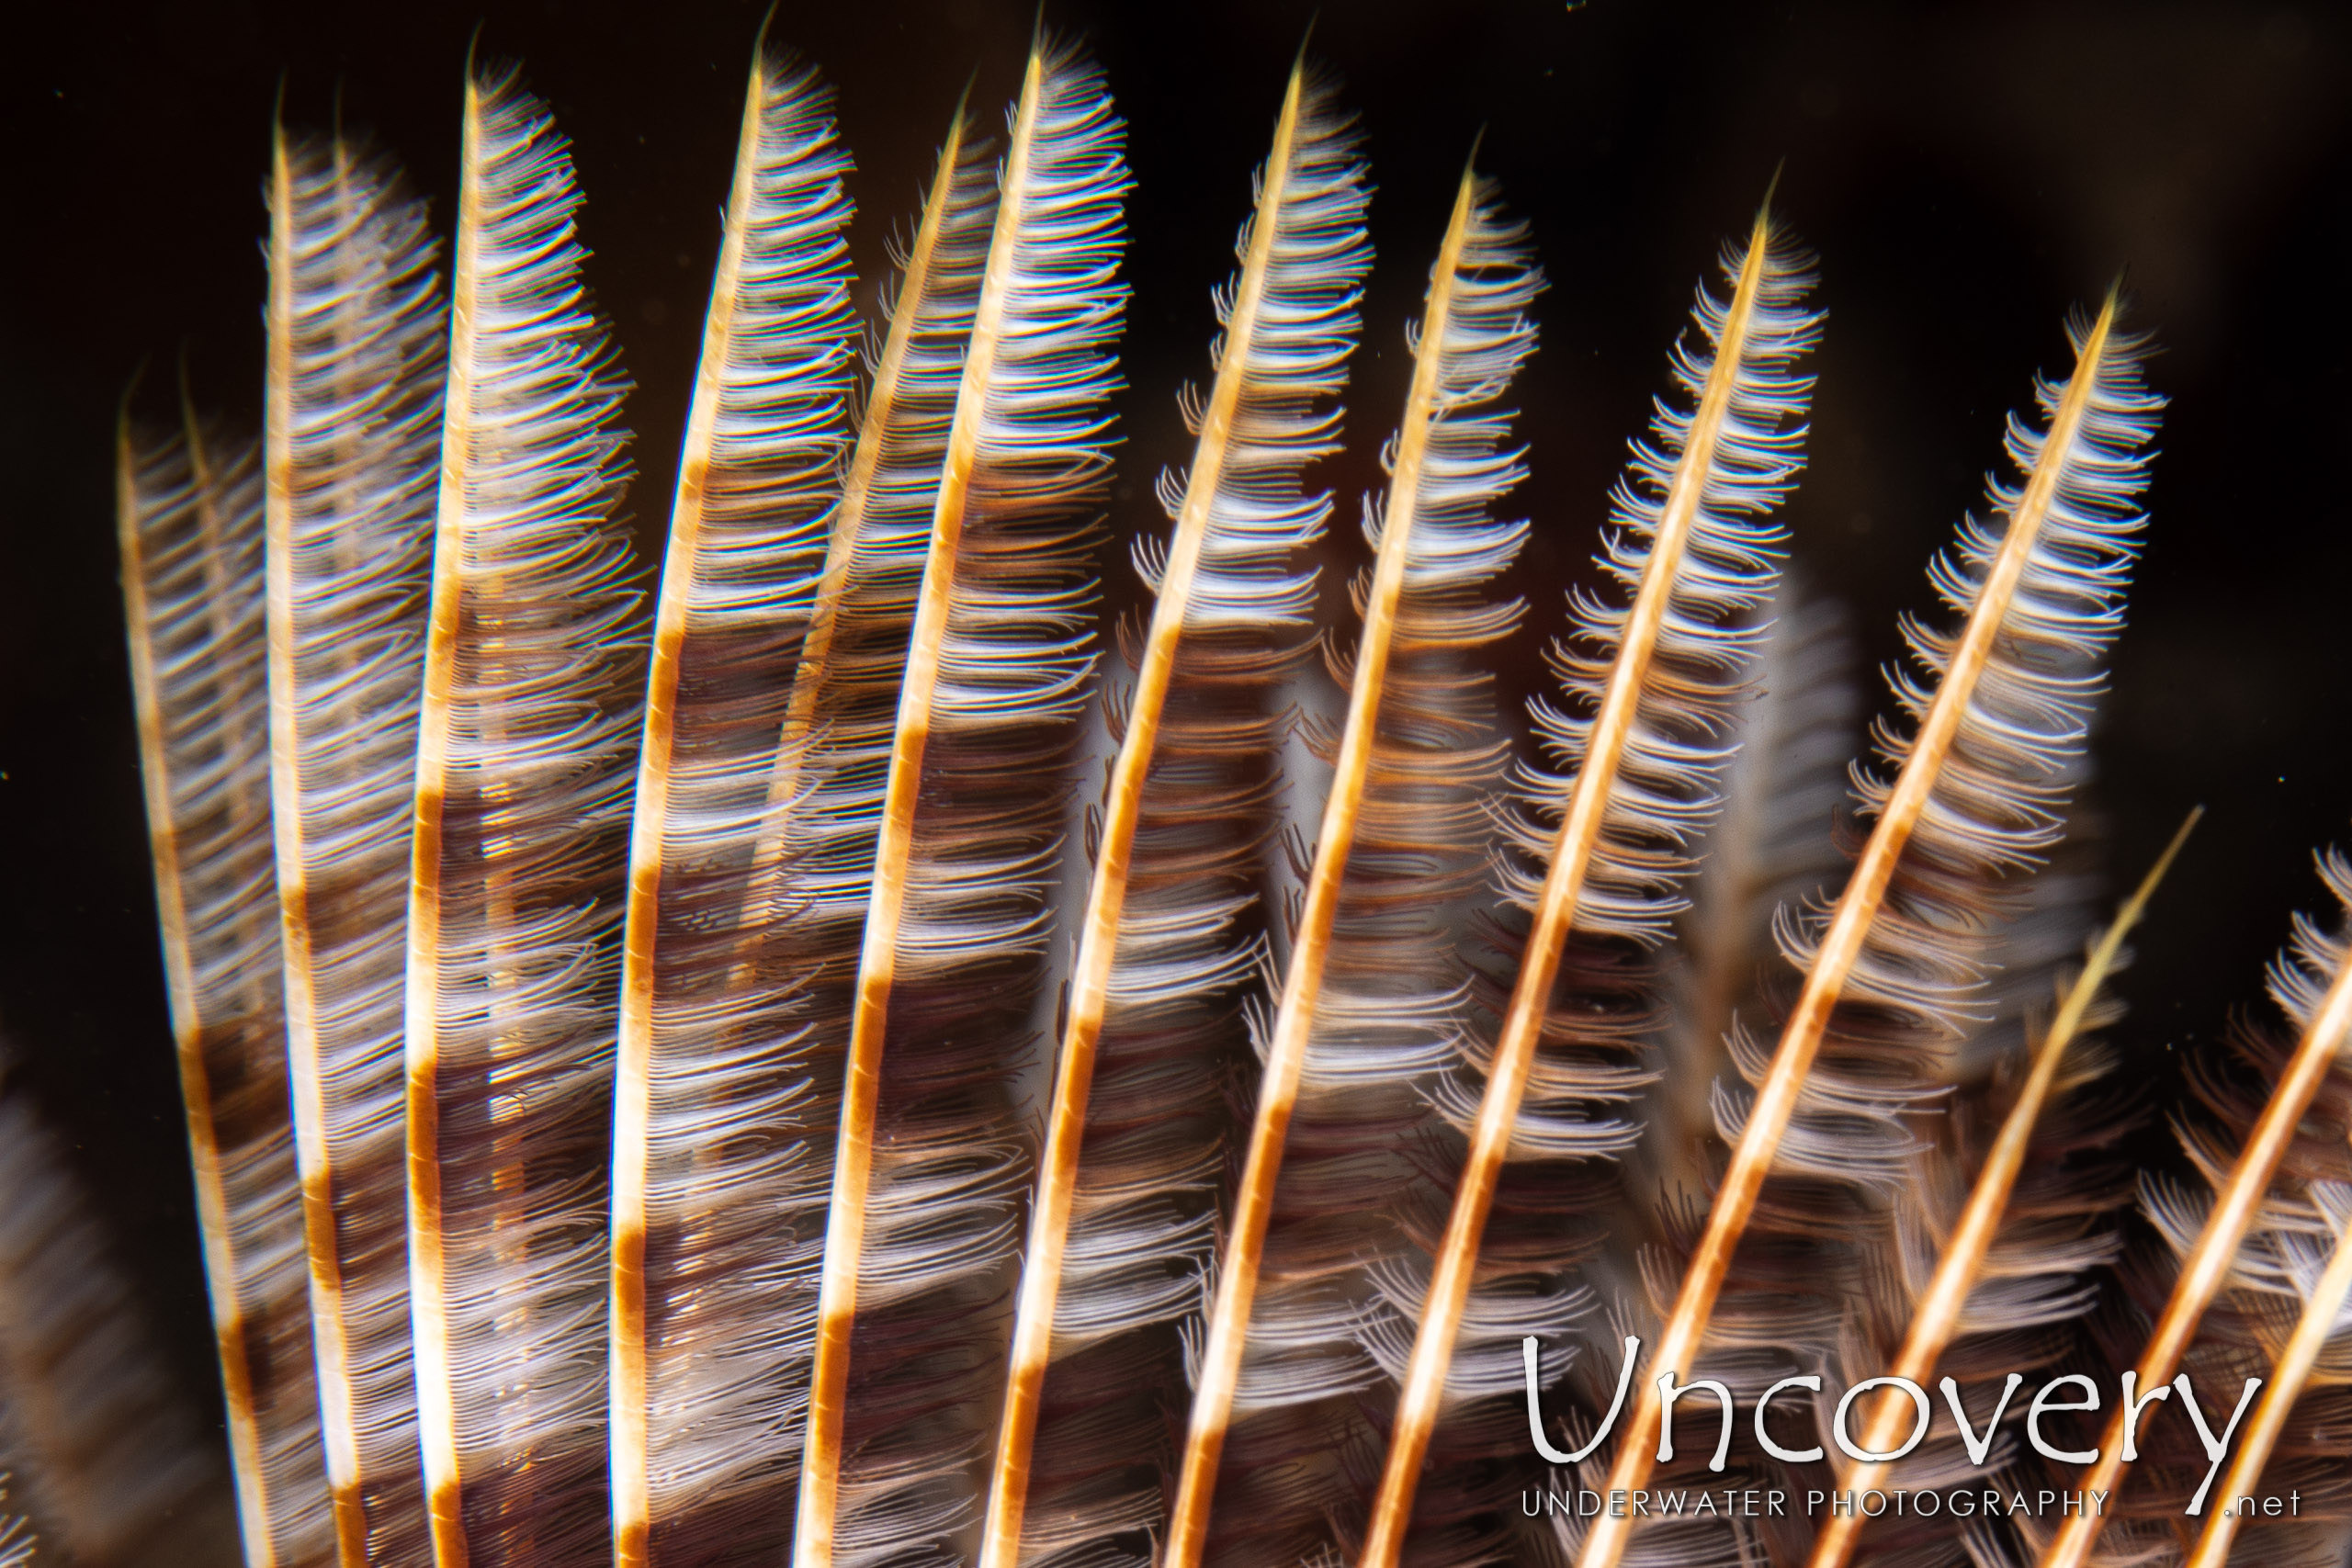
[788,77,1027,1568]
[121,390,333,1568]
[407,62,642,1568]
[791,39,1129,1568]
[265,113,444,1568]
[1578,290,2160,1568]
[688,121,997,1557]
[265,123,368,1568]
[1806,807,2199,1568]
[1366,202,1820,1568]
[608,40,856,1568]
[2039,851,2352,1568]
[981,56,1368,1568]
[1161,157,1506,1568]
[2183,1145,2352,1568]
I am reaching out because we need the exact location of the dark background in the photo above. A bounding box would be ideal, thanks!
[3,0,2347,1449]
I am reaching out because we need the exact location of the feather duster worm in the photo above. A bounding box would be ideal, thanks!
[1575,292,2159,1568]
[1161,160,1533,1568]
[979,56,1369,1568]
[265,119,445,1568]
[0,1044,239,1568]
[1806,811,2196,1568]
[404,62,646,1568]
[606,43,859,1568]
[2041,847,2352,1568]
[1365,204,1819,1568]
[118,390,334,1566]
[791,38,1127,1568]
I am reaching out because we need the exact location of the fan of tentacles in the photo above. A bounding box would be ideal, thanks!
[5,18,2346,1568]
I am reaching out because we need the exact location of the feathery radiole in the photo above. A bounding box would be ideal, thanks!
[1645,594,1857,1208]
[119,390,328,1567]
[657,92,1000,1567]
[1577,292,2160,1568]
[980,55,1368,1568]
[608,41,857,1568]
[0,1044,240,1567]
[738,86,992,931]
[637,91,1001,1566]
[2182,1142,2352,1568]
[793,37,1126,1568]
[266,118,444,1568]
[1363,202,1818,1568]
[2040,846,2352,1568]
[1161,154,1534,1568]
[1805,807,2199,1568]
[407,61,643,1568]
[729,88,996,1016]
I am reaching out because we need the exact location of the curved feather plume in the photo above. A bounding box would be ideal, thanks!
[791,38,1126,1568]
[265,119,445,1568]
[979,56,1369,1568]
[1634,728,2106,1562]
[1578,292,2160,1568]
[617,108,1004,1561]
[1364,205,1819,1568]
[2040,847,2352,1568]
[2179,1171,2352,1568]
[752,96,996,982]
[1161,160,1533,1568]
[1641,592,1858,1208]
[405,62,645,1568]
[1607,599,1862,1539]
[616,89,997,1566]
[1807,810,2196,1568]
[606,43,859,1568]
[0,1045,239,1568]
[118,392,334,1567]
